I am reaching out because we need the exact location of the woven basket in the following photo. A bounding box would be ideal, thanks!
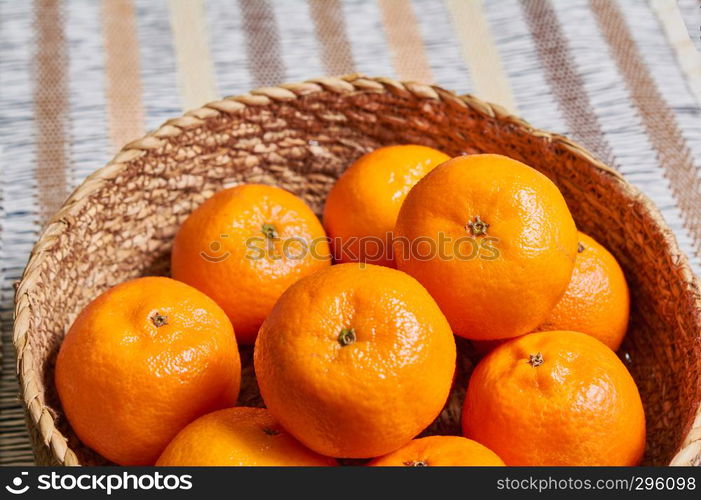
[13,75,701,466]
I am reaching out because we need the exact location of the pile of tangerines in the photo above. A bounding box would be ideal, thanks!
[55,146,645,467]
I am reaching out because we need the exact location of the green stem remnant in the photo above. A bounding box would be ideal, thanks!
[338,328,356,347]
[261,223,279,239]
[467,215,489,236]
[150,312,168,328]
[528,352,544,367]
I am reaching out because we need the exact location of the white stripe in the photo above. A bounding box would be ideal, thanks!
[205,0,252,96]
[270,0,323,82]
[0,0,40,252]
[411,0,472,95]
[649,0,701,106]
[677,0,701,53]
[341,0,395,78]
[482,0,568,133]
[0,0,40,441]
[133,0,180,131]
[616,0,701,183]
[66,0,110,188]
[551,0,700,273]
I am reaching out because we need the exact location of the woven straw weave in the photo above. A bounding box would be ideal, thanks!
[13,76,701,466]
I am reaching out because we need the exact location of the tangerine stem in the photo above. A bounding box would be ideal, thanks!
[150,312,168,328]
[403,460,428,467]
[528,352,544,367]
[338,328,356,346]
[261,223,278,239]
[467,216,489,236]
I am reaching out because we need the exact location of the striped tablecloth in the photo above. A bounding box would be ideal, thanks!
[1,0,700,466]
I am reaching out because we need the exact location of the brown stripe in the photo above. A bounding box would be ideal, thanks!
[377,0,433,82]
[239,0,285,87]
[102,0,145,152]
[308,0,355,76]
[520,0,615,166]
[591,0,701,256]
[33,0,69,225]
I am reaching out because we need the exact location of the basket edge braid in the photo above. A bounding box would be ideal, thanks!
[12,74,701,466]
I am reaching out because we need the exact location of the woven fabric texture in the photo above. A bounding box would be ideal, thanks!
[1,0,700,466]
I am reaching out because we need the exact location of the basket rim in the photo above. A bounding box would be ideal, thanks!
[12,74,701,466]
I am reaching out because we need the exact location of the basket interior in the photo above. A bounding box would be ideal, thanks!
[24,86,700,465]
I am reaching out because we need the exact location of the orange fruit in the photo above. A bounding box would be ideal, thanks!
[395,154,578,340]
[323,145,450,267]
[535,231,629,350]
[156,407,336,466]
[171,184,331,344]
[254,263,456,458]
[462,330,646,466]
[368,436,504,466]
[55,277,241,465]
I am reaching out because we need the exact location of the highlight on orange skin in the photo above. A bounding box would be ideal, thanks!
[255,263,457,459]
[323,144,450,267]
[395,154,578,341]
[534,231,630,350]
[55,277,241,466]
[171,183,331,345]
[462,330,646,466]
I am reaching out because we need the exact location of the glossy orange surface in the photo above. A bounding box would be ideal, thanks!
[156,407,335,466]
[395,154,578,340]
[462,330,646,466]
[536,231,630,350]
[368,435,504,466]
[254,263,456,458]
[323,145,450,267]
[171,184,331,344]
[55,277,240,465]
